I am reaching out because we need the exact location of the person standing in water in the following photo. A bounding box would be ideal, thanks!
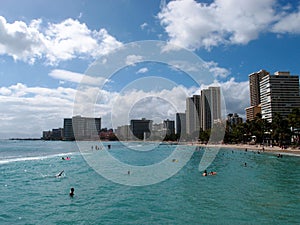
[69,188,74,197]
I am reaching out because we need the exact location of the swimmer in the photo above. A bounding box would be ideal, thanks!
[209,171,217,175]
[62,157,65,160]
[128,170,130,175]
[244,162,247,167]
[56,170,64,178]
[202,170,208,176]
[69,187,74,197]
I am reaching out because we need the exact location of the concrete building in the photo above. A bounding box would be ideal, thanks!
[176,112,186,136]
[186,95,200,135]
[115,125,131,141]
[130,118,153,140]
[245,105,262,121]
[63,118,74,141]
[63,116,101,140]
[249,70,270,106]
[200,87,221,131]
[260,71,300,122]
[246,69,269,121]
[163,119,175,136]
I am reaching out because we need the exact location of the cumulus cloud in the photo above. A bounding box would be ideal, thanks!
[158,0,298,50]
[0,76,250,137]
[272,6,300,33]
[0,16,122,65]
[125,54,144,65]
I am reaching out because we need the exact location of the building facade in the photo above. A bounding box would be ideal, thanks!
[63,116,101,140]
[130,118,153,140]
[176,112,186,136]
[260,71,300,122]
[163,119,175,136]
[186,95,200,135]
[200,87,221,131]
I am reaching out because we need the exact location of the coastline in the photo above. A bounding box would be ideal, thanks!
[194,143,300,156]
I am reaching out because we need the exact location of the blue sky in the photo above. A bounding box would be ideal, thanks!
[0,0,300,138]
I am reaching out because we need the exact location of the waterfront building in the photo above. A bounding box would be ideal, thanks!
[186,95,200,135]
[63,116,101,140]
[115,125,131,141]
[246,69,269,121]
[163,119,175,136]
[176,112,186,136]
[245,105,262,121]
[130,118,153,140]
[260,71,300,122]
[63,118,74,141]
[200,86,221,131]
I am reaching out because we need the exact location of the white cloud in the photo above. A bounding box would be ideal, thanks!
[136,67,148,74]
[220,78,249,118]
[125,54,143,65]
[157,0,278,50]
[203,61,230,78]
[272,6,300,33]
[0,76,250,137]
[0,16,123,65]
[140,22,148,30]
[0,83,76,138]
[49,69,107,85]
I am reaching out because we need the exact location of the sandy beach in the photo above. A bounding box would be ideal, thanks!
[193,143,300,156]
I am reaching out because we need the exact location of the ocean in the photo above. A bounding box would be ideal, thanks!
[0,140,299,224]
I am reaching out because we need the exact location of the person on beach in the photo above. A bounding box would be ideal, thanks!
[69,188,74,197]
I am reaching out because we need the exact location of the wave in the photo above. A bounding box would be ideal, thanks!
[0,151,82,165]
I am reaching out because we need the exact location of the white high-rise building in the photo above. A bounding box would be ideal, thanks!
[185,95,200,135]
[260,71,300,122]
[200,87,221,131]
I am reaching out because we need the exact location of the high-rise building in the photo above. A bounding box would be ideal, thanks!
[130,118,153,140]
[163,119,175,136]
[176,112,186,136]
[249,70,269,106]
[246,69,269,121]
[63,116,101,140]
[260,71,300,122]
[186,95,200,135]
[63,118,74,140]
[200,87,221,131]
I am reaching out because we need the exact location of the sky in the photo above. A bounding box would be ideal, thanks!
[1,0,300,138]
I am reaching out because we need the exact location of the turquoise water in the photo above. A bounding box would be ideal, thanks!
[1,140,299,224]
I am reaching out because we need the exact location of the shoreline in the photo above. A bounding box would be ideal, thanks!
[193,143,300,156]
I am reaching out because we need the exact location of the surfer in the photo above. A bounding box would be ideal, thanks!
[56,170,64,178]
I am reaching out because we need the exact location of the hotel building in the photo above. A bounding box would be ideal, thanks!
[260,71,300,122]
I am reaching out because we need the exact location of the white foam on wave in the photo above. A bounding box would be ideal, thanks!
[0,151,81,165]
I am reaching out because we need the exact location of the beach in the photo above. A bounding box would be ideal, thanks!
[193,143,300,156]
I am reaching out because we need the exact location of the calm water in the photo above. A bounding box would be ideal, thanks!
[0,140,299,224]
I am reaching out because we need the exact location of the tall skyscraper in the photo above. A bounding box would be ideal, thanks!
[64,116,101,140]
[246,69,269,121]
[186,95,200,135]
[260,71,300,122]
[130,118,153,140]
[176,112,186,136]
[163,119,175,136]
[249,69,270,106]
[200,87,221,131]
